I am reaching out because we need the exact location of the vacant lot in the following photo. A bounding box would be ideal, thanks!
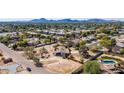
[35,45,82,73]
[41,56,81,73]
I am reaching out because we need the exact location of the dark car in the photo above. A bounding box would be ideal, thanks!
[26,67,32,72]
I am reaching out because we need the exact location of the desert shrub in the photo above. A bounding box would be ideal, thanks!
[83,61,101,74]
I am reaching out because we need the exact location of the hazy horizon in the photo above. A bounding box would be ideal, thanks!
[0,18,124,22]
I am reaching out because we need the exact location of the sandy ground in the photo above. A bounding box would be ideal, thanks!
[43,57,82,74]
[14,44,99,74]
[35,45,82,73]
[14,44,83,74]
[16,71,30,74]
[0,43,53,74]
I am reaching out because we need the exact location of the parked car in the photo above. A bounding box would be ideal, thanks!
[26,67,32,72]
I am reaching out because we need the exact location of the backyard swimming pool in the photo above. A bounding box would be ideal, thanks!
[0,64,20,73]
[101,60,116,64]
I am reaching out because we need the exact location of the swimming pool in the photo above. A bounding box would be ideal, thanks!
[101,60,116,64]
[0,64,20,73]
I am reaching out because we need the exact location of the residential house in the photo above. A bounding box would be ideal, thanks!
[116,35,124,48]
[53,46,70,58]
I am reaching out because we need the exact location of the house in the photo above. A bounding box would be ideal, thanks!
[116,35,124,48]
[118,27,124,34]
[82,35,96,42]
[112,46,121,54]
[27,38,39,46]
[101,47,110,52]
[72,30,81,34]
[116,42,124,48]
[53,46,70,58]
[42,30,49,34]
[56,30,65,36]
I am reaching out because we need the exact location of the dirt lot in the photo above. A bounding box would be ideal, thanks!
[35,45,82,74]
[16,44,82,74]
[43,57,82,74]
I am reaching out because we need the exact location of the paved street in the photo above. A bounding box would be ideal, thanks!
[0,43,55,74]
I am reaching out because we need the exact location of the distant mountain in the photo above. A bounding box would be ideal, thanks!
[30,18,120,23]
[86,19,107,22]
[31,18,49,22]
[58,19,80,23]
[31,18,80,23]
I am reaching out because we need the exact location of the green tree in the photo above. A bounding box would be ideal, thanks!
[32,56,43,67]
[111,38,116,46]
[90,46,99,53]
[99,36,116,49]
[24,47,34,59]
[32,57,40,63]
[53,44,59,51]
[120,48,124,54]
[83,61,101,74]
[59,37,66,44]
[43,39,51,44]
[12,44,18,50]
[79,40,86,48]
[80,57,84,64]
[0,35,11,46]
[16,40,28,48]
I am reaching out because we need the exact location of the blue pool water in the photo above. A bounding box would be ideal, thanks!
[0,64,19,73]
[101,60,116,64]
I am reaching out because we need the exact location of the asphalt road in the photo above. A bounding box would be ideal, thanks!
[0,43,54,74]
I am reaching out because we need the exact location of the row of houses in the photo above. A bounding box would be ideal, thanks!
[41,29,66,36]
[82,35,96,42]
[41,29,94,36]
[118,26,124,34]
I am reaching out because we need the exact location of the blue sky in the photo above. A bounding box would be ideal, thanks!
[0,18,124,21]
[0,18,33,21]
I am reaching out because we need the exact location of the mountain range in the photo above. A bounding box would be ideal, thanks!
[30,18,120,23]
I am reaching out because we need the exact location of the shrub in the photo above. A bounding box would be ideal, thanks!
[80,57,84,64]
[35,62,43,67]
[120,48,124,54]
[3,58,13,64]
[32,57,39,63]
[90,46,99,53]
[83,61,101,74]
